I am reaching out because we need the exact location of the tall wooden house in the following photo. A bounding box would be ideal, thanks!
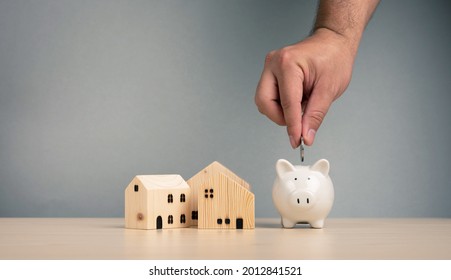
[187,162,255,229]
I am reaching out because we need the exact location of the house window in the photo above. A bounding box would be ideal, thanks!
[168,215,173,224]
[191,211,198,220]
[180,214,186,224]
[168,194,173,203]
[134,184,139,192]
[180,194,186,203]
[204,188,214,199]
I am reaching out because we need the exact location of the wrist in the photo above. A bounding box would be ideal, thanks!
[311,27,360,58]
[312,0,380,57]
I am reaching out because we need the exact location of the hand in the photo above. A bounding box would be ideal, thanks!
[255,28,356,148]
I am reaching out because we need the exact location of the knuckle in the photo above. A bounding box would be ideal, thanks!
[254,94,264,109]
[264,50,276,64]
[254,93,260,105]
[277,47,295,67]
[280,99,293,111]
[280,96,299,111]
[254,96,269,115]
[275,120,285,126]
[256,104,266,115]
[307,110,326,126]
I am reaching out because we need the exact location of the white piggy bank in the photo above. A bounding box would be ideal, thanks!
[272,159,334,229]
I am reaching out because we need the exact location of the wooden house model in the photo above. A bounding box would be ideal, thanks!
[124,162,254,230]
[124,174,191,230]
[187,161,255,229]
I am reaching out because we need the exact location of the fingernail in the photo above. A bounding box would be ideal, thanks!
[289,135,297,149]
[307,129,316,144]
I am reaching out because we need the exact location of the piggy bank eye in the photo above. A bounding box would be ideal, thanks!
[307,177,310,180]
[294,178,297,181]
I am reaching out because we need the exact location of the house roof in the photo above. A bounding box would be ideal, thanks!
[188,161,251,191]
[135,174,190,190]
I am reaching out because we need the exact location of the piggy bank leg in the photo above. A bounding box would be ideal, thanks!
[281,217,296,228]
[309,220,324,229]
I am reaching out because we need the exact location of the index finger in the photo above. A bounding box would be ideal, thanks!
[276,66,304,149]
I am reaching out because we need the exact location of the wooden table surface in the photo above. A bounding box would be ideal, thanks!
[1,218,450,259]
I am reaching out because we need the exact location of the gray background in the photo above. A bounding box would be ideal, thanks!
[0,0,450,218]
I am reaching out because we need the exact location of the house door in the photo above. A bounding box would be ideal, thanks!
[236,218,243,229]
[156,216,163,229]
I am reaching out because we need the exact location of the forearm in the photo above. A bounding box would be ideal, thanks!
[313,0,380,54]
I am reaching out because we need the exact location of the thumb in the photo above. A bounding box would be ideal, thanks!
[302,88,334,146]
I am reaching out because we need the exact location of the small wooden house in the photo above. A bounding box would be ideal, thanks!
[187,161,255,229]
[125,174,191,230]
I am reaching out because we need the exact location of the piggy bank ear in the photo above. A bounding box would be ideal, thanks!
[276,159,296,177]
[311,159,330,176]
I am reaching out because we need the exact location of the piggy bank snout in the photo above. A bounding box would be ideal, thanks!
[290,190,315,209]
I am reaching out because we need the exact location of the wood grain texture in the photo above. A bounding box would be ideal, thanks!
[188,162,251,211]
[198,172,254,229]
[187,161,254,229]
[125,175,191,230]
[1,218,451,259]
[124,176,153,229]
